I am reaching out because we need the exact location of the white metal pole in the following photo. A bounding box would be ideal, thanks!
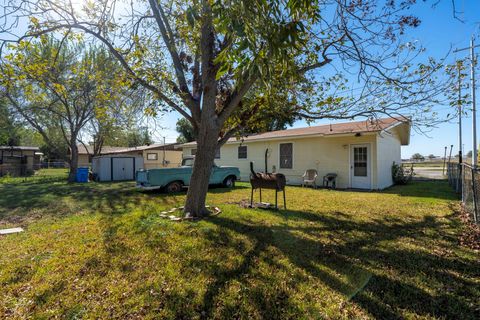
[471,36,477,167]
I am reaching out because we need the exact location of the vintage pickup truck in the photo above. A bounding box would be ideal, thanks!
[136,156,241,193]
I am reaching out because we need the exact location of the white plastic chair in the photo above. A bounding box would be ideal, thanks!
[302,169,318,189]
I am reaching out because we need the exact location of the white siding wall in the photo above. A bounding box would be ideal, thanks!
[376,129,402,189]
[183,134,380,189]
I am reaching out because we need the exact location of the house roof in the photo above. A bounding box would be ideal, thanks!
[182,117,411,147]
[77,143,181,155]
[77,145,127,155]
[0,146,40,151]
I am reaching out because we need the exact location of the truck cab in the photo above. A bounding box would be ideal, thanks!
[137,156,240,193]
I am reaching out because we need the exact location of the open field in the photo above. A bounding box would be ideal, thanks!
[403,161,446,168]
[1,169,479,319]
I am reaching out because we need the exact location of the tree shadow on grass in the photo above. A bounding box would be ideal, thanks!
[0,180,176,223]
[197,209,479,319]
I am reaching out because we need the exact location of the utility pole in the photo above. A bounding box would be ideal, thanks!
[454,35,479,168]
[449,144,453,164]
[457,64,463,192]
[472,36,477,167]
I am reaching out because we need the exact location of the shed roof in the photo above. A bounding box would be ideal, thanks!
[0,146,40,151]
[77,143,181,155]
[182,117,411,147]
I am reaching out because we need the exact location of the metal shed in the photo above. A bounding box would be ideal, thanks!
[92,155,143,182]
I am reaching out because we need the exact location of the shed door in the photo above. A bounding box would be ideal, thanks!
[112,158,134,181]
[350,144,371,189]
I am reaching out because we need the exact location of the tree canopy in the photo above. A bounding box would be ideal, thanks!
[0,35,137,181]
[411,153,425,161]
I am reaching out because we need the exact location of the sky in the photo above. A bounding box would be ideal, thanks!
[152,0,480,158]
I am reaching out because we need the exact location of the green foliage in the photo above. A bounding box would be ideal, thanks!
[392,162,414,185]
[1,34,142,179]
[0,98,21,146]
[99,126,153,148]
[176,118,195,143]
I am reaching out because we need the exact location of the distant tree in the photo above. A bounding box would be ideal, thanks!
[0,98,21,146]
[99,126,153,148]
[427,154,436,160]
[411,153,425,162]
[80,88,152,156]
[176,118,196,144]
[467,150,473,158]
[1,36,131,182]
[124,128,154,147]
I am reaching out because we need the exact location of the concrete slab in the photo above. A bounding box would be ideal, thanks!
[0,227,24,235]
[414,167,446,180]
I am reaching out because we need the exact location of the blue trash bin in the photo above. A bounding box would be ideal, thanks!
[76,167,89,183]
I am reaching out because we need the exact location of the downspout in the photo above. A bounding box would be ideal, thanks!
[265,148,269,173]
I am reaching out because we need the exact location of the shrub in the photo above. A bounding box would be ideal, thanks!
[392,162,414,185]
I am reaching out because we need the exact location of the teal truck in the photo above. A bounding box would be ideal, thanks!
[136,156,241,193]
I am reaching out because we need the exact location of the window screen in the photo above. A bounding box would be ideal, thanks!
[238,146,247,159]
[353,147,368,176]
[279,143,293,169]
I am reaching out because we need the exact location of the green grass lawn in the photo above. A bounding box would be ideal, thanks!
[1,170,479,319]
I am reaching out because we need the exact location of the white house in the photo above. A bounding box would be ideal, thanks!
[181,118,411,190]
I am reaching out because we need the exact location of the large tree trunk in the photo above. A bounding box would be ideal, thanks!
[68,141,79,183]
[183,124,220,217]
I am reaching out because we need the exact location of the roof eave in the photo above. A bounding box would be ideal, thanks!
[382,120,411,145]
[180,130,381,147]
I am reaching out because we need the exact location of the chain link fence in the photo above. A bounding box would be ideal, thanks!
[448,162,479,224]
[0,164,30,177]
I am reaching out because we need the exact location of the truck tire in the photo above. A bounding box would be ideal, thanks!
[165,181,183,193]
[223,176,236,188]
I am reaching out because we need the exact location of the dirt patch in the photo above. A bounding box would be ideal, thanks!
[228,199,279,210]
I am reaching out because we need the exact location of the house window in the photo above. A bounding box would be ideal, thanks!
[279,143,293,169]
[238,146,247,159]
[147,153,158,160]
[191,149,197,156]
[215,149,220,159]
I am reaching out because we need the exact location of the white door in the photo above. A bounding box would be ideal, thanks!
[123,158,134,180]
[350,144,371,189]
[112,158,124,181]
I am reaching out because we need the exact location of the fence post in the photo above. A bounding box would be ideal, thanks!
[457,164,462,194]
[471,167,478,224]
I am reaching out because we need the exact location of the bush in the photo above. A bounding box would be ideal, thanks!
[392,162,414,185]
